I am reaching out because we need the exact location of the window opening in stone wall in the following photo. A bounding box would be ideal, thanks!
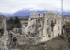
[39,14,40,16]
[43,14,45,16]
[47,28,51,37]
[51,20,54,32]
[55,19,56,24]
[31,18,33,20]
[47,20,48,25]
[36,19,41,27]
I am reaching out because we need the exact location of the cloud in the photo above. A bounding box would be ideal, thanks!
[0,0,70,13]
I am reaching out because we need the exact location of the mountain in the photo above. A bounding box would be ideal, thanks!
[63,11,70,15]
[3,13,12,17]
[0,9,70,17]
[0,12,3,15]
[0,12,12,17]
[13,9,70,16]
[13,9,48,16]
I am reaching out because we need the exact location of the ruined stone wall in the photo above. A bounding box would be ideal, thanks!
[23,12,62,43]
[43,12,62,39]
[0,15,6,29]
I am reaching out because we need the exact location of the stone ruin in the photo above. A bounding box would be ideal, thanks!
[0,12,63,50]
[21,12,63,44]
[0,15,9,50]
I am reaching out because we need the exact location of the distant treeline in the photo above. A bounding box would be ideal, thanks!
[6,16,29,20]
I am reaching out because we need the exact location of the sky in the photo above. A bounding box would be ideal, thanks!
[0,0,70,13]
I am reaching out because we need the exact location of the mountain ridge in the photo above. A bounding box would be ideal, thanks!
[0,9,70,17]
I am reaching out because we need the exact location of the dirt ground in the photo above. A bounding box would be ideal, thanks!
[16,36,69,50]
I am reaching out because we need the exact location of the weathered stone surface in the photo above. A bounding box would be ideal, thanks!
[11,49,22,50]
[23,12,62,43]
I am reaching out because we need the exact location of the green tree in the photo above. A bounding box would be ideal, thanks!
[7,17,14,24]
[14,16,21,28]
[14,17,20,24]
[7,16,21,30]
[7,17,14,30]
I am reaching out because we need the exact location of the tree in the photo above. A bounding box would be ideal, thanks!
[7,16,21,30]
[7,17,14,24]
[14,17,20,24]
[7,17,14,30]
[14,16,21,28]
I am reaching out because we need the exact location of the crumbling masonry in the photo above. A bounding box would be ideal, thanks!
[22,12,62,43]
